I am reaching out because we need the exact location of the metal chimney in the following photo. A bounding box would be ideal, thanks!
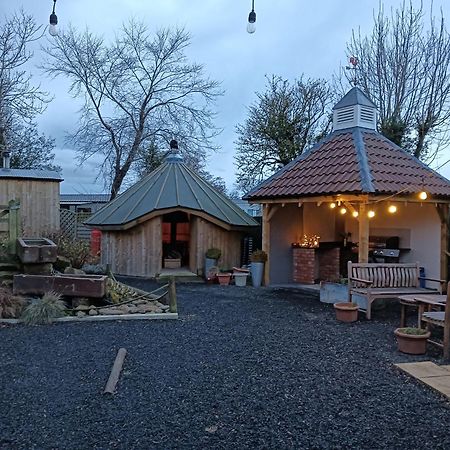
[2,151,10,169]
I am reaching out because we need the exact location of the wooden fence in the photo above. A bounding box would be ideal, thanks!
[60,209,92,241]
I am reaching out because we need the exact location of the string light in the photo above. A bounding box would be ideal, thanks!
[352,211,359,218]
[419,191,428,200]
[330,202,336,209]
[368,210,375,218]
[388,204,397,213]
[340,207,347,215]
[49,0,58,36]
[247,0,256,33]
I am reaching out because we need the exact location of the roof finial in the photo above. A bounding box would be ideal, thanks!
[346,56,359,87]
[166,139,183,162]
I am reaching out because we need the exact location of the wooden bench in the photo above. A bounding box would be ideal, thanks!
[348,262,444,320]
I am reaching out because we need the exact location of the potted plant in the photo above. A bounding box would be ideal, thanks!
[250,249,267,287]
[394,327,431,355]
[333,302,359,322]
[205,248,221,277]
[217,271,232,285]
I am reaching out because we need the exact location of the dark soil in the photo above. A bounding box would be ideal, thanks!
[1,280,450,449]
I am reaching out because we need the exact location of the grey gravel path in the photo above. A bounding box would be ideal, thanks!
[1,280,450,450]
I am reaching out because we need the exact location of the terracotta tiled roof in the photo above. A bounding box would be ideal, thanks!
[244,128,450,200]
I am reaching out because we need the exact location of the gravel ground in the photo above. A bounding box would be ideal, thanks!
[1,280,450,450]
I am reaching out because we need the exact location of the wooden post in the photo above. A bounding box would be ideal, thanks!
[436,204,449,283]
[168,276,177,313]
[103,348,127,394]
[358,202,369,263]
[8,199,20,255]
[444,283,450,360]
[262,204,270,286]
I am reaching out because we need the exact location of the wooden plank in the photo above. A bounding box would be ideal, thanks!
[103,348,127,394]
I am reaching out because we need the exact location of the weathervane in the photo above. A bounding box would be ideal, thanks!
[346,56,359,86]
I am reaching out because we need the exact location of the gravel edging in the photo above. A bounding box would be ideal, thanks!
[1,281,450,450]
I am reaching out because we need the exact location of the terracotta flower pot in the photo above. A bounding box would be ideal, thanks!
[394,328,431,355]
[334,302,359,323]
[217,273,231,285]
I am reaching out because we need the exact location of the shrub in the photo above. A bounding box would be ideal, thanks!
[21,291,66,325]
[205,248,221,259]
[396,327,429,336]
[250,249,267,263]
[50,234,91,269]
[0,288,27,318]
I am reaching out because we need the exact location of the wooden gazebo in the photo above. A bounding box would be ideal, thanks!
[86,142,258,277]
[245,87,450,285]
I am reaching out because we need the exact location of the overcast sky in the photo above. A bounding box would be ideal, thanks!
[3,0,450,194]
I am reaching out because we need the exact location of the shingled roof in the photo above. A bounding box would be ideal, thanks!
[245,88,450,201]
[86,150,258,229]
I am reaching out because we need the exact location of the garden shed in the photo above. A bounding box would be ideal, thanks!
[85,141,258,277]
[0,158,62,237]
[244,87,450,286]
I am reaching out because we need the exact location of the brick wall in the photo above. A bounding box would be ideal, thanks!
[318,247,340,281]
[293,248,315,284]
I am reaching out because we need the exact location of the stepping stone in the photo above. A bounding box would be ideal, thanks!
[395,361,450,399]
[395,361,450,378]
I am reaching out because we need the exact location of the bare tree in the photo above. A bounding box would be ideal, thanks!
[234,75,334,193]
[43,21,221,199]
[0,10,49,154]
[346,1,450,159]
[5,119,60,171]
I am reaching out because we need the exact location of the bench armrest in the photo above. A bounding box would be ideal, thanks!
[419,277,446,284]
[349,277,373,286]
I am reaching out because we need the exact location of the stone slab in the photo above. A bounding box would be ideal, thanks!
[420,376,450,397]
[395,361,450,378]
[395,361,450,399]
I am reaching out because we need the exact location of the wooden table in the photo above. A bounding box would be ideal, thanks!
[398,294,446,328]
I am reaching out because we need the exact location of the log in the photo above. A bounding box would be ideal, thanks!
[103,348,127,395]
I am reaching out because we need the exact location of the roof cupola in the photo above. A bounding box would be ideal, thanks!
[332,87,377,131]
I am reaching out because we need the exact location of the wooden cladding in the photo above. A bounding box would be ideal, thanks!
[101,214,243,277]
[0,179,60,236]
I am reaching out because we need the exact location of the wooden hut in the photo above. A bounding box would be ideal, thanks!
[85,142,258,277]
[0,165,62,237]
[244,87,450,285]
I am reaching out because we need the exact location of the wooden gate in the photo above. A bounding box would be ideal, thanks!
[0,199,21,254]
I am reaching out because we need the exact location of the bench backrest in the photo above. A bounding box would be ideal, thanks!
[348,262,420,288]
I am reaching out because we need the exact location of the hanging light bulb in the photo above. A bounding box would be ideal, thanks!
[368,210,375,218]
[388,204,397,214]
[340,207,347,215]
[419,191,428,200]
[352,211,359,218]
[330,202,336,209]
[49,0,58,36]
[247,0,256,33]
